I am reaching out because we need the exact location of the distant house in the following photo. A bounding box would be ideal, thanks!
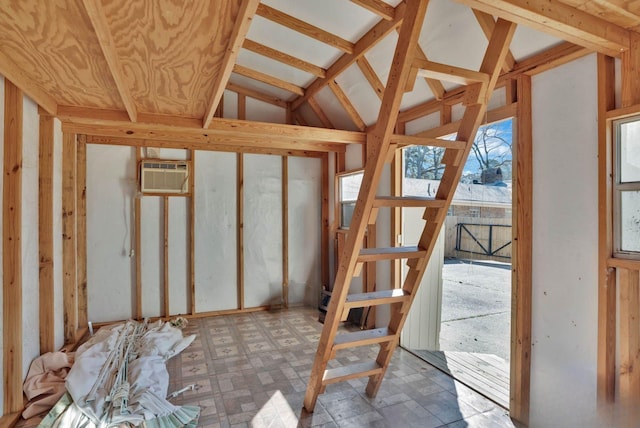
[403,178,512,219]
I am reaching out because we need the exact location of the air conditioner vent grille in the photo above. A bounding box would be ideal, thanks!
[140,160,189,194]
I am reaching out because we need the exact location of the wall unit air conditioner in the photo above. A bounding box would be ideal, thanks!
[140,160,189,194]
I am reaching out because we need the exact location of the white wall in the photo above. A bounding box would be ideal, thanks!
[195,151,238,312]
[0,76,65,409]
[530,54,601,426]
[244,154,283,307]
[86,145,137,322]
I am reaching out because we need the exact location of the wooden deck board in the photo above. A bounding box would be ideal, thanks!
[409,349,510,409]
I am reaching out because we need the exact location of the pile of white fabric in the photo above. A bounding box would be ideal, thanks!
[39,319,199,428]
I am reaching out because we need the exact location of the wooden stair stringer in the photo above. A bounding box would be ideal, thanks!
[303,6,518,412]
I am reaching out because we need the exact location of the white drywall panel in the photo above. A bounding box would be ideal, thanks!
[328,155,336,286]
[419,0,487,87]
[530,54,600,426]
[288,157,322,306]
[345,144,363,171]
[314,86,359,132]
[0,74,4,409]
[246,98,286,124]
[243,154,283,307]
[510,26,562,61]
[246,16,340,69]
[195,151,237,312]
[153,148,188,161]
[140,197,163,318]
[335,65,382,126]
[168,197,189,315]
[229,73,293,103]
[262,0,380,43]
[405,112,440,136]
[87,145,137,322]
[223,90,238,119]
[375,163,392,327]
[487,86,507,111]
[22,95,40,376]
[237,49,315,88]
[297,104,324,128]
[53,118,64,350]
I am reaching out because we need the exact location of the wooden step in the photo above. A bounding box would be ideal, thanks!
[345,289,410,309]
[322,361,383,385]
[373,196,446,208]
[333,327,396,351]
[358,246,426,262]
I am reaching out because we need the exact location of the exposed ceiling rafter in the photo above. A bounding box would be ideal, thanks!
[242,39,326,77]
[203,0,261,128]
[233,64,304,96]
[226,82,288,108]
[454,0,630,56]
[256,3,354,54]
[356,57,385,100]
[0,51,57,115]
[350,0,396,21]
[291,2,406,110]
[81,0,137,122]
[328,80,366,131]
[472,10,517,72]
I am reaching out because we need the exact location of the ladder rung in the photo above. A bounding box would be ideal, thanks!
[358,246,426,262]
[413,58,489,85]
[322,361,383,385]
[345,288,410,308]
[373,196,446,208]
[333,327,396,351]
[391,135,466,150]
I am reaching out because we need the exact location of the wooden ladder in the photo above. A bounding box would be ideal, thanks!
[303,2,517,412]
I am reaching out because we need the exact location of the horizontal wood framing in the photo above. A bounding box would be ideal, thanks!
[455,0,630,57]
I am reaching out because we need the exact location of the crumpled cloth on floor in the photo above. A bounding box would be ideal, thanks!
[22,351,74,419]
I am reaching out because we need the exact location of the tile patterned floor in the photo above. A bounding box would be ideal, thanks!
[166,307,517,428]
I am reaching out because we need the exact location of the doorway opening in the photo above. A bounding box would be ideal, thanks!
[400,118,513,408]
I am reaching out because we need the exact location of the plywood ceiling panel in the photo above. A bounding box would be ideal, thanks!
[0,0,123,109]
[101,0,240,118]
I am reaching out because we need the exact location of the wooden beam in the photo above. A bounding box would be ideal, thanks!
[237,153,245,310]
[81,0,137,122]
[256,3,354,54]
[413,45,446,100]
[3,80,23,414]
[511,73,532,425]
[58,106,362,145]
[350,0,395,20]
[135,148,142,319]
[243,39,326,78]
[84,135,325,159]
[621,32,640,107]
[619,268,640,401]
[357,57,385,100]
[190,150,196,314]
[472,10,517,72]
[414,58,490,85]
[225,82,288,108]
[291,2,405,110]
[328,80,366,131]
[282,156,289,308]
[454,0,629,56]
[76,135,88,329]
[597,53,616,404]
[163,197,169,317]
[0,51,57,115]
[308,97,335,129]
[203,0,261,128]
[62,132,77,344]
[321,153,330,291]
[233,64,304,96]
[39,114,55,354]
